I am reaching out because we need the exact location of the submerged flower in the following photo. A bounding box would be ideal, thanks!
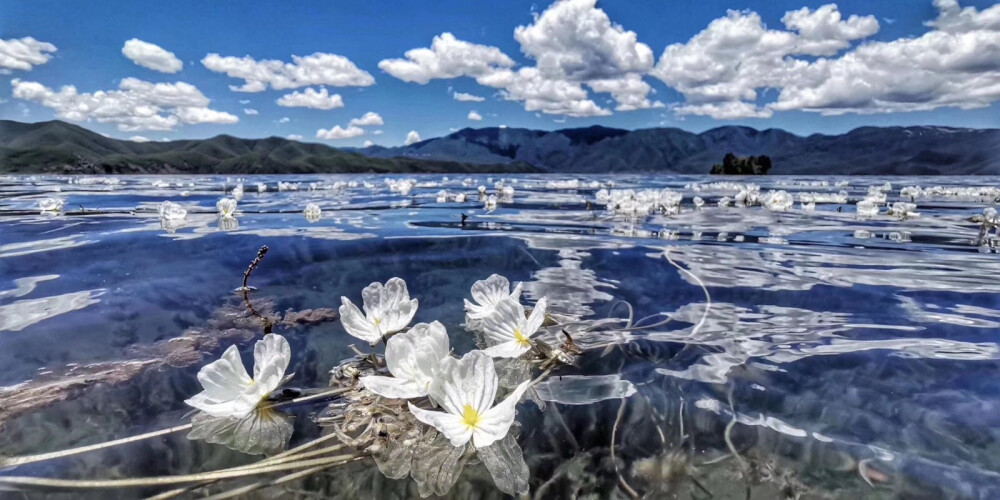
[360,321,450,399]
[185,334,292,419]
[339,277,419,344]
[481,296,548,358]
[217,197,237,218]
[464,274,523,320]
[408,350,530,448]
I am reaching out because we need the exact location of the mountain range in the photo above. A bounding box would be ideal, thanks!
[352,124,1000,175]
[2,119,998,175]
[0,120,536,175]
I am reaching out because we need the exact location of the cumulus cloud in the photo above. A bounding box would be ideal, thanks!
[287,134,303,141]
[278,117,290,124]
[316,125,365,140]
[479,67,611,116]
[587,74,663,111]
[467,110,483,121]
[363,140,374,147]
[404,130,421,145]
[275,87,344,109]
[651,1,1000,118]
[348,111,384,126]
[243,108,258,115]
[453,91,485,102]
[378,32,515,84]
[121,39,183,73]
[0,36,57,72]
[203,52,374,92]
[129,135,151,142]
[513,0,653,81]
[11,77,238,131]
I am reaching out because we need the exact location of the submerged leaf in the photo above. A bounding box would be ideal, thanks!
[187,407,293,455]
[410,429,469,498]
[478,433,530,496]
[373,431,417,480]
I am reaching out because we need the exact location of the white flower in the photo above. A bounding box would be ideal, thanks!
[463,274,523,320]
[304,203,321,223]
[185,334,292,419]
[158,201,187,221]
[360,321,450,399]
[217,197,237,218]
[485,194,497,212]
[257,183,267,193]
[481,296,547,358]
[408,350,530,448]
[232,183,244,201]
[39,197,64,212]
[339,277,419,344]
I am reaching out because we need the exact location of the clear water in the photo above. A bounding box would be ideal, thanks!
[1,174,1000,499]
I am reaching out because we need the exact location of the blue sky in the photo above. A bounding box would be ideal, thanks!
[2,0,999,146]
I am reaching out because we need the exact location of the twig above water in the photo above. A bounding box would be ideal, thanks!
[241,245,273,333]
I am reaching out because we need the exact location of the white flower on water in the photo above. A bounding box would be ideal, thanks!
[304,203,322,223]
[692,196,704,209]
[39,197,64,213]
[408,350,530,448]
[339,277,418,344]
[436,190,449,203]
[232,183,244,201]
[360,321,450,399]
[185,334,292,419]
[464,274,523,320]
[485,194,498,212]
[454,193,467,203]
[257,183,267,193]
[158,201,187,221]
[217,197,237,218]
[481,296,547,358]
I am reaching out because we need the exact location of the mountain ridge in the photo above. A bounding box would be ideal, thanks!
[2,119,998,175]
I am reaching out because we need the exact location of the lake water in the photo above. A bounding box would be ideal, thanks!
[1,174,1000,499]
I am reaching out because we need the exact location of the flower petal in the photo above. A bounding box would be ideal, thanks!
[361,376,426,399]
[524,297,548,337]
[509,281,523,302]
[253,334,291,386]
[339,297,381,343]
[483,340,531,359]
[361,281,385,318]
[408,403,473,447]
[474,380,530,448]
[429,351,498,417]
[471,274,510,306]
[481,298,522,344]
[384,321,449,387]
[195,345,252,401]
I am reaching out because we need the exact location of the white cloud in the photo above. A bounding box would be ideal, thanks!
[278,116,290,124]
[378,32,515,84]
[514,0,653,81]
[404,130,421,145]
[316,125,365,140]
[348,111,384,126]
[287,134,303,141]
[587,74,663,111]
[363,140,374,147]
[202,52,374,92]
[243,108,258,115]
[0,37,57,72]
[239,99,251,104]
[12,77,238,131]
[373,129,384,135]
[275,87,344,110]
[453,91,485,102]
[651,1,1000,118]
[121,39,183,73]
[480,67,611,116]
[467,110,483,121]
[129,135,151,142]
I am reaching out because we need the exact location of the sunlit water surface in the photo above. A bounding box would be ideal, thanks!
[2,174,1000,499]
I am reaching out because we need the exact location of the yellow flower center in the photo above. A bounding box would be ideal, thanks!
[514,327,530,347]
[374,317,382,328]
[462,404,481,429]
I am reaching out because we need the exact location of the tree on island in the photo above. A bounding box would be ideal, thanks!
[710,153,772,175]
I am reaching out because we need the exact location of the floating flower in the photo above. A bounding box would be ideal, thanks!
[481,296,548,358]
[217,197,237,218]
[484,194,498,212]
[464,274,523,320]
[304,202,322,223]
[185,334,292,419]
[408,350,530,448]
[158,201,187,221]
[339,277,418,344]
[360,321,450,399]
[39,197,64,213]
[257,182,267,193]
[232,183,244,201]
[693,196,704,209]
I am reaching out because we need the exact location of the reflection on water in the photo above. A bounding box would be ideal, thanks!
[2,174,1000,498]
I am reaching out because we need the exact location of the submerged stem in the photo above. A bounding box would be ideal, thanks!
[0,424,192,469]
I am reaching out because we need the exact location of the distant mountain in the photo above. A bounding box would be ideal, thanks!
[3,120,998,175]
[0,120,538,174]
[349,124,1000,175]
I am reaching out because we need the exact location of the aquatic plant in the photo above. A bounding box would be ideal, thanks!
[38,197,64,213]
[185,334,291,419]
[303,202,321,222]
[463,273,523,320]
[216,197,238,218]
[359,321,449,399]
[339,277,419,344]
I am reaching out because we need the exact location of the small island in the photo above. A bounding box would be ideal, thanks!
[710,153,772,175]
